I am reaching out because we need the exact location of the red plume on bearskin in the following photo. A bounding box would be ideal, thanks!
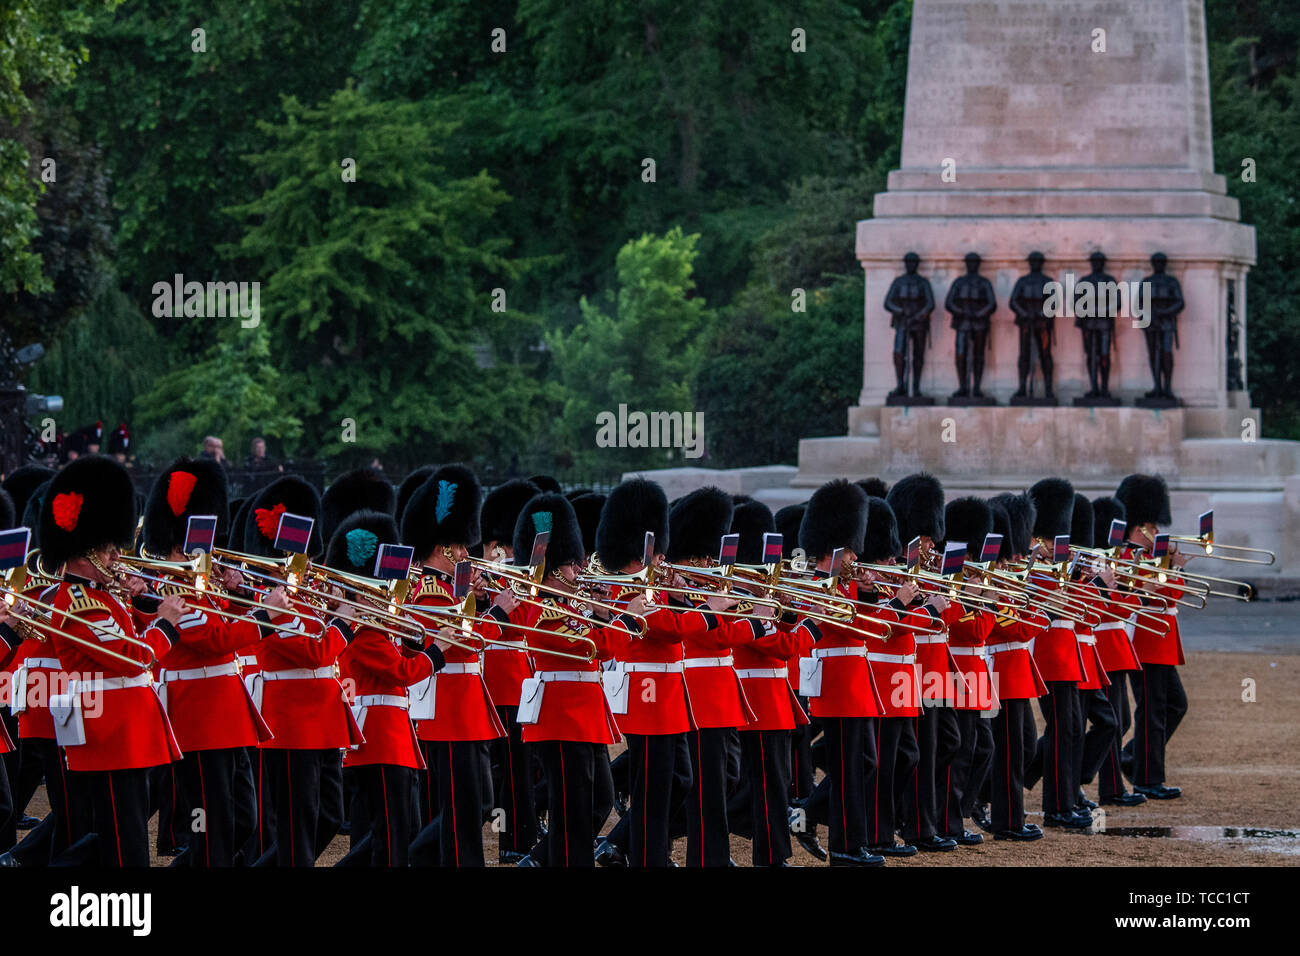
[167,471,198,517]
[52,493,84,532]
[37,455,137,567]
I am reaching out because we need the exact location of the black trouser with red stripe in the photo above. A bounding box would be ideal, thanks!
[426,740,485,867]
[625,732,689,867]
[739,729,792,866]
[901,704,960,842]
[941,709,988,837]
[1036,682,1081,813]
[5,739,90,864]
[1126,663,1187,787]
[685,726,731,867]
[70,767,152,867]
[1097,675,1133,799]
[177,747,240,867]
[537,740,596,867]
[149,761,186,854]
[263,747,332,867]
[990,699,1029,832]
[865,716,917,847]
[1078,685,1120,791]
[493,705,538,855]
[821,716,875,854]
[353,764,414,866]
[790,705,816,799]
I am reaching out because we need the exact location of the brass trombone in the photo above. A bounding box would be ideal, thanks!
[1169,532,1275,566]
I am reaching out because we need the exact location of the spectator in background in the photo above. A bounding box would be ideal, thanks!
[200,435,229,474]
[244,436,282,473]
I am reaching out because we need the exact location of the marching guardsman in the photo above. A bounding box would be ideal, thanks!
[939,497,997,847]
[512,494,643,866]
[1114,474,1188,800]
[401,464,512,868]
[1067,493,1119,815]
[773,502,816,806]
[727,499,807,866]
[858,495,941,856]
[241,474,356,867]
[1087,496,1147,807]
[29,456,184,866]
[667,487,755,867]
[983,493,1047,840]
[886,473,959,853]
[1025,477,1091,829]
[589,478,730,868]
[478,478,543,863]
[330,510,444,866]
[143,458,273,866]
[795,479,886,867]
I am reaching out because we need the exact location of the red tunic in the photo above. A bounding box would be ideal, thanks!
[1095,588,1143,673]
[1070,581,1110,691]
[612,586,716,736]
[255,609,360,750]
[480,569,534,708]
[155,575,271,751]
[1121,548,1186,667]
[732,618,808,731]
[1029,575,1085,682]
[986,605,1049,700]
[6,583,64,740]
[864,594,925,718]
[409,568,506,742]
[679,603,755,729]
[946,605,997,710]
[48,580,181,772]
[518,598,632,744]
[805,580,886,719]
[338,623,433,768]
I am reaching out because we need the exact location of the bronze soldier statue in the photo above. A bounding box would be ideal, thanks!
[1141,252,1184,403]
[1010,251,1056,402]
[884,252,935,402]
[1075,251,1118,402]
[944,252,996,401]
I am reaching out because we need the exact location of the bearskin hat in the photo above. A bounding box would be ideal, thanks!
[944,496,994,560]
[667,487,735,562]
[886,472,945,543]
[595,479,669,571]
[989,500,1015,562]
[570,492,606,557]
[38,455,137,568]
[242,474,324,558]
[799,480,868,560]
[1070,492,1094,549]
[401,464,481,557]
[396,466,434,525]
[21,480,51,547]
[730,498,775,565]
[1029,477,1075,540]
[857,477,889,500]
[774,504,806,559]
[990,492,1036,557]
[1114,474,1171,530]
[480,479,541,548]
[1091,496,1126,549]
[143,457,229,557]
[861,497,902,563]
[528,474,563,495]
[513,493,585,571]
[0,489,13,531]
[325,509,400,575]
[3,464,55,521]
[227,495,253,553]
[321,468,395,544]
[565,488,594,501]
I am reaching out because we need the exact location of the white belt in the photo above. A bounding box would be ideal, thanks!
[867,653,915,665]
[1077,635,1097,645]
[22,657,61,670]
[162,662,241,682]
[949,646,987,657]
[683,655,733,668]
[1049,619,1075,630]
[237,655,259,668]
[624,661,685,674]
[76,672,153,692]
[439,662,482,675]
[735,667,788,679]
[354,694,409,710]
[536,670,602,683]
[813,646,867,659]
[1093,622,1125,632]
[986,640,1031,655]
[260,666,336,681]
[913,635,947,645]
[1165,607,1179,618]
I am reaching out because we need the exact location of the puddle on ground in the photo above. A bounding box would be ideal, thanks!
[1090,825,1300,854]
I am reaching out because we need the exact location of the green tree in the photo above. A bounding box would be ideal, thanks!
[548,228,713,472]
[223,84,539,466]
